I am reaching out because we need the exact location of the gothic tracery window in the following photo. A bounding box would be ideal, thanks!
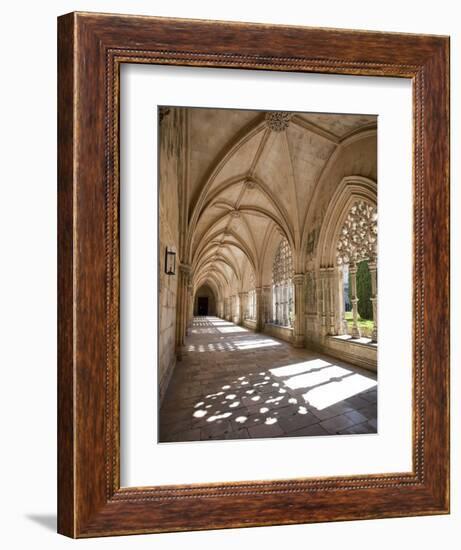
[336,200,377,266]
[272,237,294,327]
[336,200,378,341]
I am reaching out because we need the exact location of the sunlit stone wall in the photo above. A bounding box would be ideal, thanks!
[158,109,183,403]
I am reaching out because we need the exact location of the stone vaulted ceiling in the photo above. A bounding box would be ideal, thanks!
[186,107,377,299]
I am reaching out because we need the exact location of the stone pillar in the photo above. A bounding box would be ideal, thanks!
[369,261,378,342]
[327,267,336,335]
[263,285,272,324]
[186,282,193,335]
[230,294,234,322]
[293,273,305,347]
[318,268,327,336]
[349,263,361,338]
[175,263,191,357]
[255,287,264,332]
[238,292,245,325]
[282,284,288,327]
[274,285,279,324]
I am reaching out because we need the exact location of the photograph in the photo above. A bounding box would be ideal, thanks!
[158,106,378,443]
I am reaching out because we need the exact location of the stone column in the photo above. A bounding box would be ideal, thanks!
[281,284,287,326]
[318,268,327,336]
[263,285,272,324]
[327,267,336,335]
[238,292,246,325]
[292,273,305,347]
[369,261,378,342]
[175,263,191,357]
[274,285,279,324]
[186,282,193,335]
[349,263,361,338]
[255,287,264,332]
[241,291,248,320]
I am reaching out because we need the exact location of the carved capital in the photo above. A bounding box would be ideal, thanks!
[179,263,191,275]
[292,273,305,285]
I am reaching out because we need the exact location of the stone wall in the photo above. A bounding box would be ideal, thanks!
[158,210,178,403]
[243,319,257,331]
[158,108,183,404]
[314,337,377,372]
[263,323,293,344]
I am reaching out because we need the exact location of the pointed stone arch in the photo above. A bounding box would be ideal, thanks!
[312,175,377,339]
[316,176,377,270]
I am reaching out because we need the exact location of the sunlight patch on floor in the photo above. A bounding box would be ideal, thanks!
[216,326,248,334]
[283,365,351,390]
[270,359,331,377]
[233,339,282,350]
[303,373,377,410]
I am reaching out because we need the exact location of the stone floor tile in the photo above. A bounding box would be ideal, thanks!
[279,411,320,434]
[338,422,377,435]
[287,424,330,437]
[247,421,285,439]
[360,389,378,403]
[344,409,369,425]
[161,428,202,442]
[159,419,192,439]
[225,427,250,439]
[357,404,378,420]
[200,419,233,440]
[309,402,354,421]
[367,418,378,430]
[344,395,371,410]
[319,414,357,434]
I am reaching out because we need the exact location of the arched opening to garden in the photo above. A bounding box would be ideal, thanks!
[271,236,294,327]
[336,200,378,342]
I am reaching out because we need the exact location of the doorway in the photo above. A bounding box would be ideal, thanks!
[197,297,209,316]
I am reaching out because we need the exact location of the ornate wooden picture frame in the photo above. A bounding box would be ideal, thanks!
[57,12,450,538]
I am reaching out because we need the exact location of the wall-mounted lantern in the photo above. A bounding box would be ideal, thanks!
[164,247,176,275]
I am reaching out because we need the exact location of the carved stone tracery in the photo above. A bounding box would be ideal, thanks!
[336,200,377,265]
[335,200,378,341]
[272,237,294,327]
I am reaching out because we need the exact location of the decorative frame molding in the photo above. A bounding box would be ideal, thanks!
[58,12,450,537]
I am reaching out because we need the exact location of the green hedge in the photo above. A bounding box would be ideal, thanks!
[348,261,373,320]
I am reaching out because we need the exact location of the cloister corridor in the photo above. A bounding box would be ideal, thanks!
[159,317,377,443]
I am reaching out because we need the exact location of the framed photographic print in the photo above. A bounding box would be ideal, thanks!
[58,12,450,537]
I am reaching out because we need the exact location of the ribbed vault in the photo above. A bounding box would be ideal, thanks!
[184,108,377,304]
